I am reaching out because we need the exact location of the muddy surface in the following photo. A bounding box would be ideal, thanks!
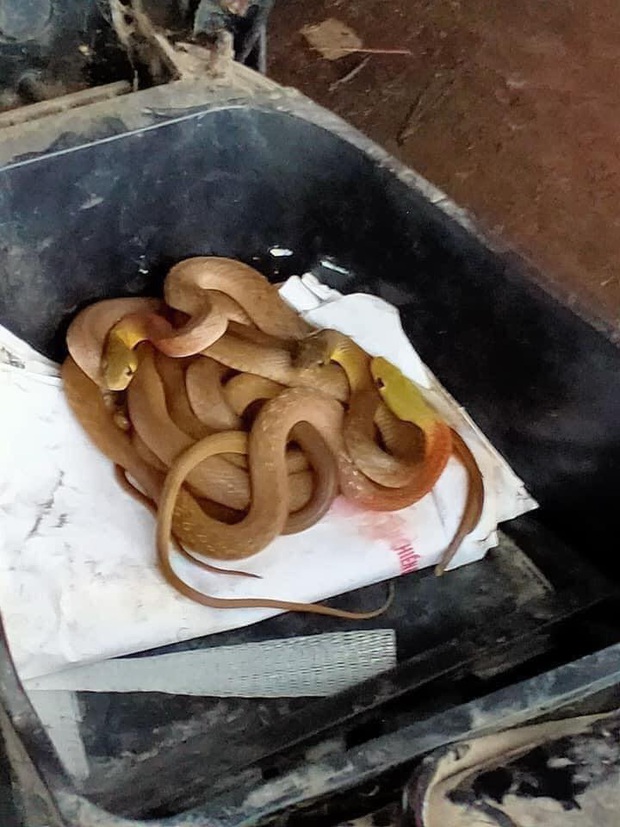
[269,0,620,330]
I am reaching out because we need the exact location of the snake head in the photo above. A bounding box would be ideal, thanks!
[101,312,164,391]
[370,357,399,394]
[101,338,140,391]
[370,357,437,424]
[292,330,334,369]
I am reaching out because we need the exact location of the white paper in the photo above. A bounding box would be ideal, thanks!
[0,280,537,681]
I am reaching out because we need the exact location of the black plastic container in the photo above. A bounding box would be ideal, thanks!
[0,72,619,826]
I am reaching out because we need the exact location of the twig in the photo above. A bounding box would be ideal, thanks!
[337,47,411,55]
[329,56,370,92]
[397,76,453,145]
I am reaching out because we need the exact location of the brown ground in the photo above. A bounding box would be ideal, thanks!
[268,0,620,330]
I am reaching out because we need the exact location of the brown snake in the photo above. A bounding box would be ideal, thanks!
[62,256,484,614]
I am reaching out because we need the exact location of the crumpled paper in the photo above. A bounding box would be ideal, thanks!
[0,276,537,681]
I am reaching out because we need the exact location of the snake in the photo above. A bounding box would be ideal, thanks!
[65,280,333,524]
[63,355,390,617]
[125,345,318,517]
[113,466,259,580]
[202,328,350,402]
[294,332,484,563]
[152,351,214,441]
[435,429,485,575]
[185,356,242,431]
[185,360,309,474]
[294,330,453,497]
[156,433,391,618]
[98,258,312,390]
[198,350,451,517]
[63,255,484,617]
[155,394,391,617]
[162,257,312,342]
[153,388,339,560]
[66,296,163,387]
[370,357,485,574]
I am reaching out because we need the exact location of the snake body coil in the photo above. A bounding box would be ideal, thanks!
[63,256,484,615]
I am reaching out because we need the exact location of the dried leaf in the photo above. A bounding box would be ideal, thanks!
[301,18,363,61]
